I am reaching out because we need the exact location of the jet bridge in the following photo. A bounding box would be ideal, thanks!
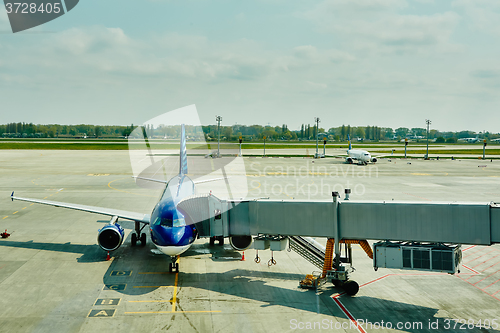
[179,194,500,245]
[178,193,500,294]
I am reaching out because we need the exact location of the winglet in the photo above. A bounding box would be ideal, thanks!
[11,191,14,201]
[348,134,352,151]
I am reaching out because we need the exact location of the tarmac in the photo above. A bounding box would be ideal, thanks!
[0,150,499,333]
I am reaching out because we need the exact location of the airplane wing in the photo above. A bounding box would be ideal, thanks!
[11,192,150,224]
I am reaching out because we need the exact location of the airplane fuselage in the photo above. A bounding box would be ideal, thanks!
[346,149,376,164]
[149,174,198,258]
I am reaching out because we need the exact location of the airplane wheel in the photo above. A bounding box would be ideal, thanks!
[217,236,224,246]
[343,281,359,296]
[140,233,147,246]
[209,236,215,246]
[169,263,173,273]
[175,263,179,272]
[131,233,137,247]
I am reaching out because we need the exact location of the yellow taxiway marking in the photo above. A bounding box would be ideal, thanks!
[172,267,179,312]
[124,311,221,314]
[30,203,34,206]
[43,197,48,199]
[411,173,432,176]
[2,216,8,219]
[128,300,173,303]
[132,286,175,289]
[12,211,18,214]
[21,207,27,210]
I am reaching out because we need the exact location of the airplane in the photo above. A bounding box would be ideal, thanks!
[10,124,243,273]
[458,136,479,143]
[328,135,379,165]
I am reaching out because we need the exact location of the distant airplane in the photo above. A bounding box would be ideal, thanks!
[458,136,479,143]
[11,124,239,273]
[329,135,381,165]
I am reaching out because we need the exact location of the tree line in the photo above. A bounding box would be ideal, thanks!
[1,122,498,142]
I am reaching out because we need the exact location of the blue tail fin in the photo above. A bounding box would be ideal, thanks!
[348,134,352,150]
[179,124,188,175]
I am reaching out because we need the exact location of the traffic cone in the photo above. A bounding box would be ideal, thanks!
[106,252,111,261]
[241,251,246,261]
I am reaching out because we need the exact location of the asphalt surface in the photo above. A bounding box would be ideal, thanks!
[0,150,499,332]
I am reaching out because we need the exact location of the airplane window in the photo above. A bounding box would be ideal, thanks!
[153,217,173,227]
[173,218,186,227]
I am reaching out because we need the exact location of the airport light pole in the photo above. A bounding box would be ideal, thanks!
[216,115,222,158]
[425,119,431,160]
[483,139,487,160]
[314,117,320,158]
[263,136,266,156]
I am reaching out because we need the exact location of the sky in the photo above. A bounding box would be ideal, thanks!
[1,0,500,132]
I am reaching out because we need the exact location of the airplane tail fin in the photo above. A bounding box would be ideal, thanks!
[179,124,188,175]
[348,134,352,150]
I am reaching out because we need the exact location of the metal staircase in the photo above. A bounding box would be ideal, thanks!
[288,236,326,269]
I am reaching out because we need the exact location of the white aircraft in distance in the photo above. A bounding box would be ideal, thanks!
[329,135,380,165]
[11,124,242,273]
[458,136,479,143]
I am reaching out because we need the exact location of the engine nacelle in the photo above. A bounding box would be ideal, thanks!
[371,157,377,163]
[97,223,125,251]
[229,235,253,251]
[346,157,353,164]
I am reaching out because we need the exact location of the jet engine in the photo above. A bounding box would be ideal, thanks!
[97,223,125,251]
[346,157,353,164]
[229,235,253,251]
[371,157,377,163]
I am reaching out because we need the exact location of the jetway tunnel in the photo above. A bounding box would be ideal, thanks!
[177,193,500,294]
[178,194,500,245]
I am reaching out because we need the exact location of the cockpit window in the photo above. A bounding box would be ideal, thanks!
[153,216,186,227]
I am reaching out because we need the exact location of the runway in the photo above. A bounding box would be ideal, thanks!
[0,150,499,332]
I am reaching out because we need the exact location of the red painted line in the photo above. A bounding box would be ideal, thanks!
[473,269,500,286]
[462,264,480,274]
[492,289,500,296]
[332,297,367,333]
[458,274,500,301]
[482,278,500,291]
[465,249,497,265]
[482,259,500,272]
[462,245,477,252]
[358,274,390,288]
[471,255,500,269]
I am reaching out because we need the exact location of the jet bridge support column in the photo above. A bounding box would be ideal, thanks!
[333,192,340,270]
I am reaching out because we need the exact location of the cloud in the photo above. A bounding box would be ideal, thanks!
[453,0,500,36]
[301,0,461,54]
[471,69,500,78]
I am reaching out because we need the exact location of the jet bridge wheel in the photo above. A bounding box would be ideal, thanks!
[131,233,137,247]
[343,281,359,296]
[140,233,147,246]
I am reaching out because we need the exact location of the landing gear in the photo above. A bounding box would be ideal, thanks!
[131,221,147,247]
[217,236,224,246]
